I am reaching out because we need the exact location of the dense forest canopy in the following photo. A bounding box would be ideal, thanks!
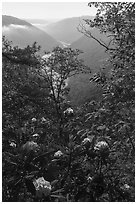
[2,2,135,202]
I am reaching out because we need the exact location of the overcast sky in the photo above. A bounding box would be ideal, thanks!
[2,2,97,20]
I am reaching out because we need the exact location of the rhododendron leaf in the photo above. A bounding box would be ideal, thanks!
[52,188,64,194]
[51,179,58,186]
[51,194,66,200]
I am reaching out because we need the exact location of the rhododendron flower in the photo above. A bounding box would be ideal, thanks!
[32,133,39,138]
[54,150,63,158]
[124,184,130,190]
[33,177,51,198]
[9,142,16,148]
[82,137,92,149]
[64,108,74,116]
[82,137,91,145]
[94,141,109,157]
[94,141,109,151]
[32,118,37,122]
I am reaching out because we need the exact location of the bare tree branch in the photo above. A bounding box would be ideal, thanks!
[78,23,116,51]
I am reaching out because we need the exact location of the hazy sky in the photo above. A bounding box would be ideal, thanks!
[2,2,97,20]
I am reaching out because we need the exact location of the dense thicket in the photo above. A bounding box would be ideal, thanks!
[2,2,134,202]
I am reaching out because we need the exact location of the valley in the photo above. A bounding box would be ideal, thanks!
[2,15,111,105]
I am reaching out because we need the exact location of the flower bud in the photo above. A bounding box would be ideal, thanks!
[124,184,130,190]
[31,118,37,122]
[94,141,109,157]
[82,137,91,148]
[54,150,63,158]
[64,108,74,117]
[33,133,39,137]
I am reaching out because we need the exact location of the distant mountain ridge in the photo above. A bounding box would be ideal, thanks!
[2,15,61,55]
[43,16,94,44]
[2,15,33,27]
[23,19,50,25]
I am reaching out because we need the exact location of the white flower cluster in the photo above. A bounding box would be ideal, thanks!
[82,137,91,146]
[22,141,39,152]
[32,133,39,138]
[64,108,74,116]
[124,183,130,190]
[54,150,63,158]
[33,177,51,198]
[94,141,109,151]
[32,118,37,122]
[9,142,16,148]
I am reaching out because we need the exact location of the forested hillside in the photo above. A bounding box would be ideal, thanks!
[2,2,135,202]
[69,27,111,105]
